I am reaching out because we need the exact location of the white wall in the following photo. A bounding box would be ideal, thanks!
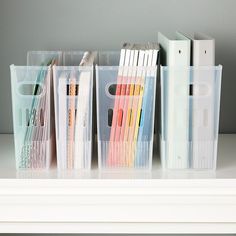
[1,0,236,133]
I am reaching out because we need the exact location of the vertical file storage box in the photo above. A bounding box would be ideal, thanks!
[96,52,157,169]
[160,65,222,170]
[63,51,85,66]
[27,51,63,66]
[10,65,53,169]
[53,64,93,170]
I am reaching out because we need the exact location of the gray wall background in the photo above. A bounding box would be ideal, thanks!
[0,0,235,133]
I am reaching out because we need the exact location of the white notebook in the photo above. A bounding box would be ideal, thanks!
[183,32,215,169]
[158,32,191,169]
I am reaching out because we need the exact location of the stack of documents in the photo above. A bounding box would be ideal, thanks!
[101,44,159,168]
[10,58,57,169]
[54,51,96,170]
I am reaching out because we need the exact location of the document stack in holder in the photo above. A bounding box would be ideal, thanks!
[159,32,222,170]
[53,51,96,170]
[96,44,158,170]
[10,63,54,169]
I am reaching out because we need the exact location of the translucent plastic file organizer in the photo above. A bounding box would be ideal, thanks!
[160,65,222,170]
[10,65,53,169]
[27,51,63,66]
[53,65,93,170]
[63,51,86,66]
[96,52,157,169]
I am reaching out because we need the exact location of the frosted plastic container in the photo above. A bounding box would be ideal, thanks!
[96,52,157,170]
[53,66,93,170]
[27,51,63,66]
[63,51,85,66]
[160,65,222,170]
[10,65,53,169]
[63,51,98,66]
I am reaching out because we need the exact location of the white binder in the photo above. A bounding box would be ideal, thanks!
[158,32,190,169]
[185,32,215,169]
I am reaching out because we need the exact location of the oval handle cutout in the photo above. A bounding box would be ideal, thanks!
[107,83,142,96]
[18,83,43,96]
[108,84,117,96]
[67,84,79,96]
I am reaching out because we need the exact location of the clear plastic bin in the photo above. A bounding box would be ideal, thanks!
[160,65,222,170]
[63,51,86,66]
[53,65,93,170]
[27,51,63,66]
[96,52,157,169]
[10,65,53,169]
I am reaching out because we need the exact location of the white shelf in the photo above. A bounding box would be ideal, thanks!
[0,134,236,233]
